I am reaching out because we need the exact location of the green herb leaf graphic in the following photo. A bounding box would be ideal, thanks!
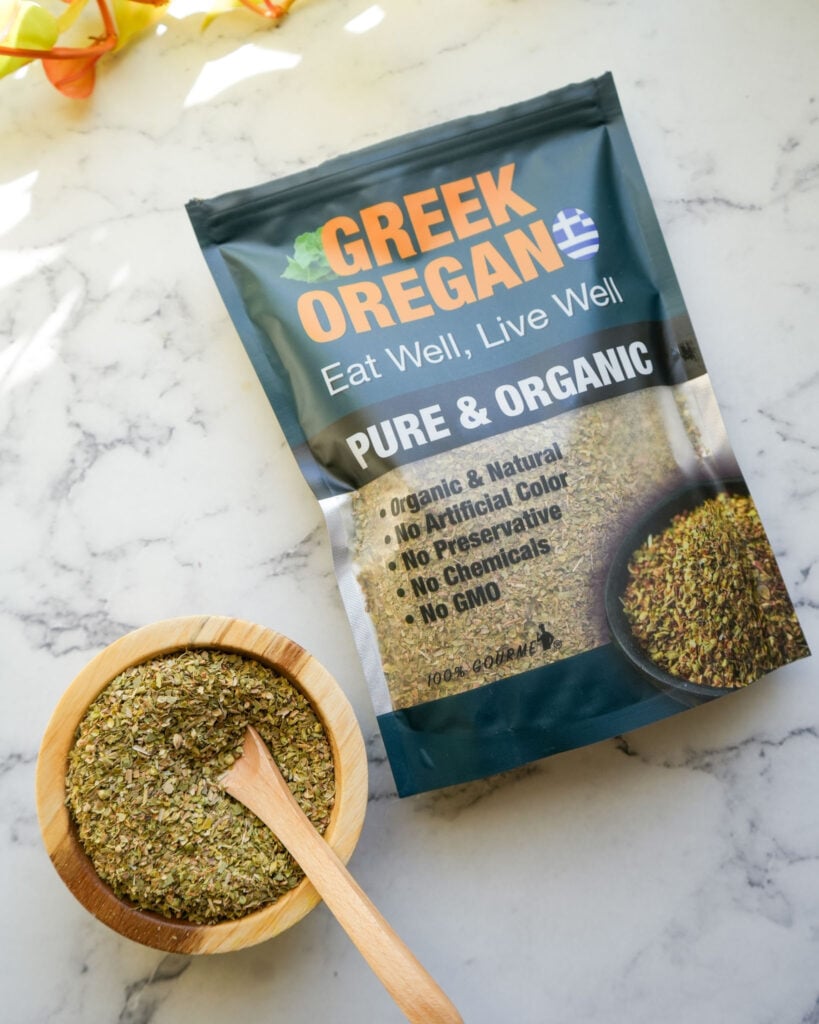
[281,227,337,282]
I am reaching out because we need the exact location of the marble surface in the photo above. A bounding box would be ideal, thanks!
[2,1,818,1021]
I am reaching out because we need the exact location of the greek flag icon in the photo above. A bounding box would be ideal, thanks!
[551,208,600,261]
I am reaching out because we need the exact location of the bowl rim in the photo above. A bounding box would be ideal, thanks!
[35,615,368,954]
[604,476,751,703]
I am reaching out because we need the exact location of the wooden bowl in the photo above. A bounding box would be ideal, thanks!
[35,615,368,954]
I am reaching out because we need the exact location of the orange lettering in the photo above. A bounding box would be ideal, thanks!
[298,290,347,342]
[424,256,477,310]
[441,176,491,239]
[476,163,536,226]
[382,268,435,323]
[504,220,564,279]
[360,202,417,267]
[322,216,371,276]
[471,242,523,299]
[404,188,454,252]
[337,281,396,333]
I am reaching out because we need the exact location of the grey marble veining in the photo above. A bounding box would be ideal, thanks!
[1,1,818,1021]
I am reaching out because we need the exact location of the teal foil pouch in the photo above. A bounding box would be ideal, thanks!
[187,73,809,796]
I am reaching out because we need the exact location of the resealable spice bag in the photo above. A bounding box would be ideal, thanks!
[188,73,809,796]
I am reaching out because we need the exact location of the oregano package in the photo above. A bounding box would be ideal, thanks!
[187,74,809,797]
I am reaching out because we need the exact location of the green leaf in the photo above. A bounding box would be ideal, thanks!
[0,0,59,78]
[280,227,337,283]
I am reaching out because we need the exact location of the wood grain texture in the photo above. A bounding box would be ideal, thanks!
[35,616,368,954]
[223,728,463,1024]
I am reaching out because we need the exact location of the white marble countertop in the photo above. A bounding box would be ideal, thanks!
[2,1,818,1021]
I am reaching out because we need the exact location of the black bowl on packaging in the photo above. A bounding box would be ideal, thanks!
[605,477,750,707]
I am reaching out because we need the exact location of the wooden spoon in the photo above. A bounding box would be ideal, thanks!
[220,726,463,1024]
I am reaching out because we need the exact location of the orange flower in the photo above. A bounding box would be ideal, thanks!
[0,0,296,98]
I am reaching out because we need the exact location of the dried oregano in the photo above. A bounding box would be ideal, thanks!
[353,387,683,708]
[622,493,808,688]
[66,649,335,924]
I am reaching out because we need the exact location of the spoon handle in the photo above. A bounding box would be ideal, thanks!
[221,727,463,1024]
